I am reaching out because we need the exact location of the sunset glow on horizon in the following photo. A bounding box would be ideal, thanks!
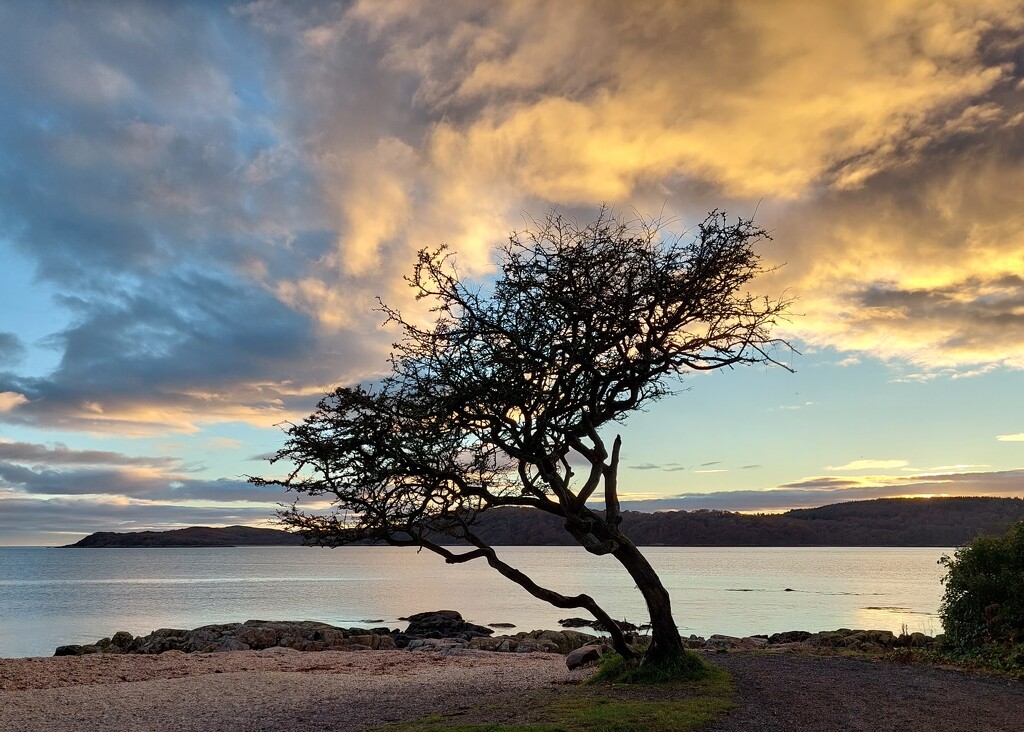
[1,0,1022,545]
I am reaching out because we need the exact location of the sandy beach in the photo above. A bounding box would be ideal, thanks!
[0,648,588,732]
[4,647,1024,732]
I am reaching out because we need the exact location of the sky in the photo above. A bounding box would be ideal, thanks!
[1,0,1023,546]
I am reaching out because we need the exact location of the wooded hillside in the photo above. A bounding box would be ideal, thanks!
[466,497,1024,547]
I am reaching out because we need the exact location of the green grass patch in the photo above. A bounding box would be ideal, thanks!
[369,664,734,732]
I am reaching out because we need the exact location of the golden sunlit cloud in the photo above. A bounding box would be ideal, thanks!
[38,392,306,437]
[0,392,27,412]
[997,433,1024,441]
[251,0,1024,373]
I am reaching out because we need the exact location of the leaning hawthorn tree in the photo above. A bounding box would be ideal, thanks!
[253,208,791,667]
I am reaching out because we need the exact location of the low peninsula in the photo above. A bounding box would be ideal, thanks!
[64,525,304,548]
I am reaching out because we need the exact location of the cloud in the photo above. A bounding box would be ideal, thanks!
[778,476,867,491]
[0,392,27,412]
[0,3,389,435]
[774,401,817,411]
[631,461,761,474]
[0,460,287,503]
[0,439,288,504]
[630,463,686,472]
[337,0,1016,199]
[0,0,1021,444]
[616,468,1024,512]
[0,332,24,365]
[997,433,1024,441]
[0,258,387,435]
[770,137,1024,370]
[826,459,911,471]
[902,463,990,472]
[236,0,1024,375]
[0,441,179,468]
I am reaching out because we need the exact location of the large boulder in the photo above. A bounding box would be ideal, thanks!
[406,638,470,653]
[702,635,769,651]
[347,634,397,650]
[467,629,597,654]
[54,644,101,656]
[684,635,707,649]
[134,628,191,654]
[894,631,936,648]
[516,629,596,654]
[565,643,605,670]
[402,610,494,640]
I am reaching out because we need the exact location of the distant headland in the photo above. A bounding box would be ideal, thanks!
[64,525,304,548]
[62,496,1024,548]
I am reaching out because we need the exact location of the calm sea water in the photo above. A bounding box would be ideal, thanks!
[0,545,949,658]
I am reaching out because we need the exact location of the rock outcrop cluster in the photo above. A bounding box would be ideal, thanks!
[687,627,939,652]
[54,620,398,656]
[52,611,600,657]
[52,611,939,663]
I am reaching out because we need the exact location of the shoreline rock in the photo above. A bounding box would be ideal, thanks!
[683,627,940,653]
[53,611,600,658]
[52,611,940,659]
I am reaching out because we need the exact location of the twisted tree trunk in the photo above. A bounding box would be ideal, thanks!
[610,531,687,664]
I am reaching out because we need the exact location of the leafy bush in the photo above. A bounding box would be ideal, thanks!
[939,520,1024,647]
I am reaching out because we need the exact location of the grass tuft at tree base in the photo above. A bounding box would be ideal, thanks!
[589,647,715,685]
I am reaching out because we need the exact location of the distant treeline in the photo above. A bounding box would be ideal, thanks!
[65,497,1024,548]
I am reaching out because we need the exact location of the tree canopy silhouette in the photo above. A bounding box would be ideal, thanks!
[253,208,792,666]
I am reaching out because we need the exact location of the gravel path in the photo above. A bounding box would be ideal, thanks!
[707,652,1024,732]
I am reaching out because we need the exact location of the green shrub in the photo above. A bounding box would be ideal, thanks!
[939,520,1024,647]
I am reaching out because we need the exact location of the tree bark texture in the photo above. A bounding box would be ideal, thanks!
[610,531,687,663]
